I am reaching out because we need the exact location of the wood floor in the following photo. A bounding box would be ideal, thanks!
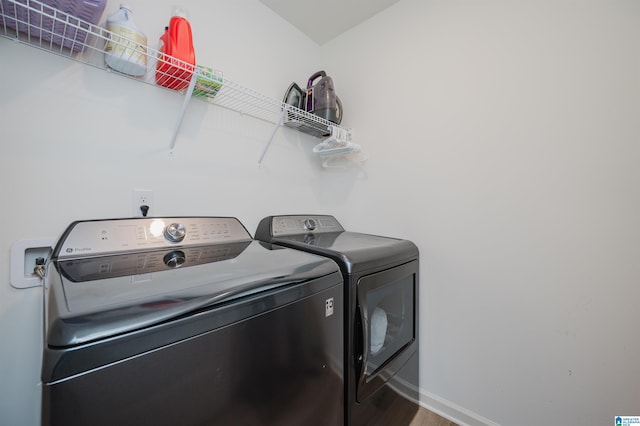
[409,406,459,426]
[353,383,458,426]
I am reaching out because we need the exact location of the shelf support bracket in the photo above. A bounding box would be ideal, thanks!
[169,69,199,155]
[258,108,286,166]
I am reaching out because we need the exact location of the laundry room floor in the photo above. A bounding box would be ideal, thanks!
[364,387,458,425]
[352,376,457,425]
[409,406,459,426]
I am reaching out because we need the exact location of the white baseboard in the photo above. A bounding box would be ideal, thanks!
[390,376,501,426]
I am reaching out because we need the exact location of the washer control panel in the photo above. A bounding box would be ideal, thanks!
[268,215,344,236]
[57,241,251,281]
[56,217,252,259]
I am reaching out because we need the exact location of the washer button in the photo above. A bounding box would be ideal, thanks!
[163,251,186,268]
[165,223,187,243]
[304,218,317,231]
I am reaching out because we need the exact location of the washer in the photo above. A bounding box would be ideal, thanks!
[42,217,344,426]
[255,215,419,426]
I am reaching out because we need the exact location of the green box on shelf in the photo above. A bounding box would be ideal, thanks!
[194,66,223,98]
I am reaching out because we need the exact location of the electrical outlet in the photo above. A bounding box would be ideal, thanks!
[132,190,153,217]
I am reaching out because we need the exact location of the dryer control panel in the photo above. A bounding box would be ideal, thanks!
[55,217,252,259]
[259,215,345,237]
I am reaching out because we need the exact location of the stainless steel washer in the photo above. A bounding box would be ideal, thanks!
[42,217,344,426]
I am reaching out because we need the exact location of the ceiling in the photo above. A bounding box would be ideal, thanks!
[259,0,401,45]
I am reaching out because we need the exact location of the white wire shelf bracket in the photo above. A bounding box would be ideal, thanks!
[0,0,353,163]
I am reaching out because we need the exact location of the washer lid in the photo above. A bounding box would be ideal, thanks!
[46,238,341,348]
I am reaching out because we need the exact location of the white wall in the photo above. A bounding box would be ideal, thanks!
[322,0,640,425]
[2,1,639,426]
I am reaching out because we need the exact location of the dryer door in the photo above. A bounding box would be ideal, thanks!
[354,260,418,402]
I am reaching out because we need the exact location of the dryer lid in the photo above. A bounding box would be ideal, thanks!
[255,215,418,274]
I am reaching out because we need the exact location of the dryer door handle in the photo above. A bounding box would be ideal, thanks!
[354,304,366,381]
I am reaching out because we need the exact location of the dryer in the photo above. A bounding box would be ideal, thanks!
[42,217,344,426]
[255,215,419,426]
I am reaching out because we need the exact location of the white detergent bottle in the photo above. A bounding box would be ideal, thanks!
[104,5,147,76]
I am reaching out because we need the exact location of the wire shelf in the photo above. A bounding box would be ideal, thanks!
[0,0,352,160]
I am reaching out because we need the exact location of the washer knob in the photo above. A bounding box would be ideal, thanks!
[164,223,187,243]
[303,218,317,231]
[163,251,186,268]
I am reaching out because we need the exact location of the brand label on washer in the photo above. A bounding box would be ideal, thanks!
[325,298,334,317]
